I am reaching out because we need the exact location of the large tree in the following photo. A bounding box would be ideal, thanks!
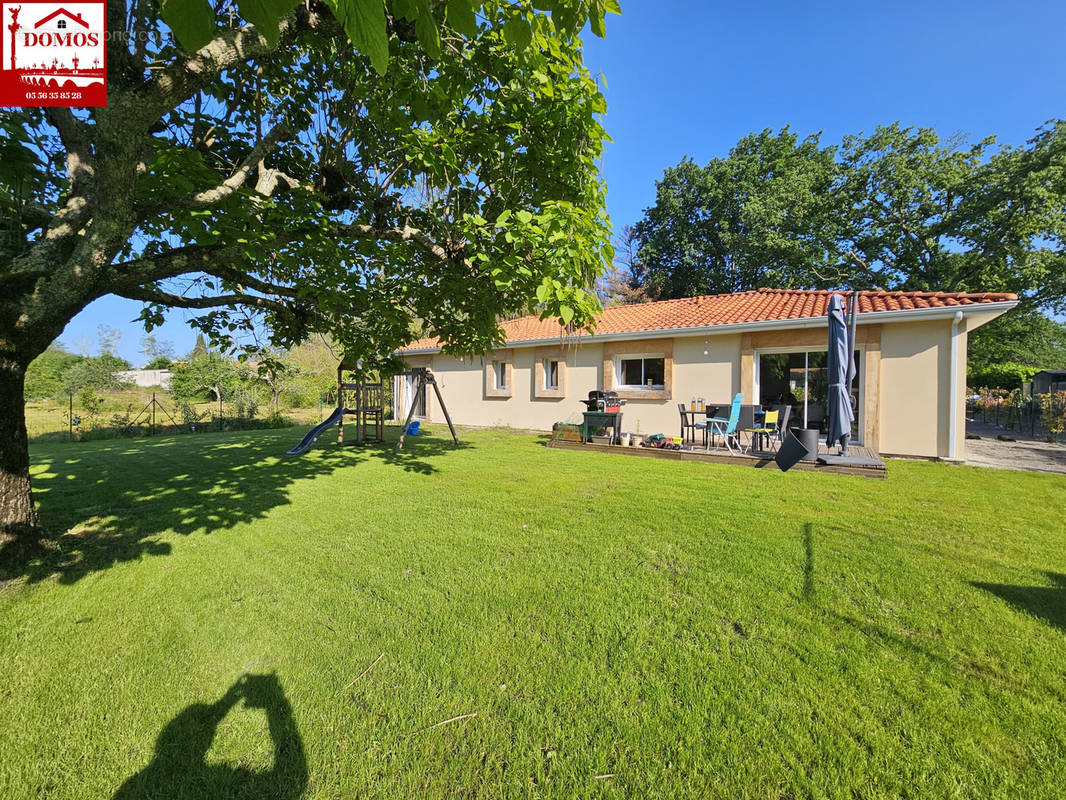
[633,121,1066,308]
[634,129,839,298]
[0,1,617,544]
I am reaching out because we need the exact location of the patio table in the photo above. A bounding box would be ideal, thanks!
[679,409,708,446]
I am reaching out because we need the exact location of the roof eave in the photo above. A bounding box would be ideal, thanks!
[396,299,1020,356]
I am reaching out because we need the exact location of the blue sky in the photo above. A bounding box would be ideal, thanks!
[61,0,1066,364]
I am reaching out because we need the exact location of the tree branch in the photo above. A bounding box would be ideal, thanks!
[143,9,340,121]
[204,265,299,298]
[339,222,458,265]
[110,243,300,303]
[44,108,94,194]
[139,122,292,215]
[114,283,292,316]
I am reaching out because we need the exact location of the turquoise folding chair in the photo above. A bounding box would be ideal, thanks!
[707,393,743,454]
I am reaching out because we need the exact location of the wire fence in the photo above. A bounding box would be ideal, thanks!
[27,383,397,444]
[27,393,322,443]
[967,388,1066,442]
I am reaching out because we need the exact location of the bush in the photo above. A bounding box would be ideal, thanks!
[25,346,83,400]
[968,362,1042,391]
[1038,391,1066,441]
[62,354,133,395]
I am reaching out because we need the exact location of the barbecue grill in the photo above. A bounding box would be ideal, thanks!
[580,390,626,413]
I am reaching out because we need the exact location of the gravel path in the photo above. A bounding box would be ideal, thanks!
[964,418,1066,475]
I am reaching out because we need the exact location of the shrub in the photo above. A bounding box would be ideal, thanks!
[1038,391,1066,441]
[25,346,83,400]
[60,353,132,395]
[968,362,1042,391]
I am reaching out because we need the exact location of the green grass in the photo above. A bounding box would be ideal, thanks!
[2,426,1065,799]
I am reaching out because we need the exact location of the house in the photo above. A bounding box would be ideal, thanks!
[394,288,1018,459]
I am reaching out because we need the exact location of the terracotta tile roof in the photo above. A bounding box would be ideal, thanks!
[399,288,1017,351]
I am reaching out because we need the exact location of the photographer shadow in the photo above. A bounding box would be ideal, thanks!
[112,674,307,800]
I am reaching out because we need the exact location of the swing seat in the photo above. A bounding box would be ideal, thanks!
[406,421,421,436]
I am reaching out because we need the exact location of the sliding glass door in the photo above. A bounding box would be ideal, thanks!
[757,350,862,441]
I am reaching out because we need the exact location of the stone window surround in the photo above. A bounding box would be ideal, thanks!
[484,349,514,398]
[533,346,568,399]
[602,338,674,401]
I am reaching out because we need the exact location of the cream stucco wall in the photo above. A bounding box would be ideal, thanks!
[399,333,741,438]
[878,318,964,458]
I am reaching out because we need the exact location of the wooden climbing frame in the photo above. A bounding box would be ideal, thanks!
[336,363,386,444]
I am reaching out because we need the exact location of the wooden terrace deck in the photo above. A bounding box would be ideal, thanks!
[546,438,887,478]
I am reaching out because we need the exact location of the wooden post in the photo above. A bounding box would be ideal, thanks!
[151,392,156,436]
[428,375,459,445]
[337,365,344,445]
[394,371,424,453]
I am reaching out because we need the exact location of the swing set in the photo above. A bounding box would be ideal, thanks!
[287,363,458,455]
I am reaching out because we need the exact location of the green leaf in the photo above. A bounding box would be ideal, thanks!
[393,0,419,20]
[559,304,574,325]
[502,16,532,51]
[414,3,441,59]
[515,210,533,224]
[161,0,217,52]
[238,0,299,46]
[331,0,389,75]
[536,282,550,303]
[446,0,477,37]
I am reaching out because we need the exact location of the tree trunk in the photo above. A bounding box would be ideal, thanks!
[0,357,37,547]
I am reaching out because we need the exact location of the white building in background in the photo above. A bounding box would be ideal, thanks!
[113,369,173,389]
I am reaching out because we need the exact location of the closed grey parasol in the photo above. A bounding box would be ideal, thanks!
[825,293,855,453]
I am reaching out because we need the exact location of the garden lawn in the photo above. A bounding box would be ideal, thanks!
[2,427,1065,799]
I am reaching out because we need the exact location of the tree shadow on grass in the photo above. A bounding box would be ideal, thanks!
[972,572,1066,632]
[112,673,306,800]
[1,427,470,586]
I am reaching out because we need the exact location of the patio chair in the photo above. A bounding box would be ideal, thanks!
[807,405,826,433]
[707,393,743,454]
[743,409,779,454]
[772,405,792,443]
[678,403,707,447]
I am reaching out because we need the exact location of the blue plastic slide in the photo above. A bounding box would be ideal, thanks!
[287,407,348,455]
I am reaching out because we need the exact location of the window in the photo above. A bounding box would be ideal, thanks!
[484,351,513,398]
[617,355,665,389]
[544,359,559,390]
[57,19,67,29]
[756,349,863,439]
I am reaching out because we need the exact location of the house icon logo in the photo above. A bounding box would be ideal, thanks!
[1,1,106,106]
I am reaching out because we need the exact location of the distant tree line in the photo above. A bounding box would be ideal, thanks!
[605,120,1066,371]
